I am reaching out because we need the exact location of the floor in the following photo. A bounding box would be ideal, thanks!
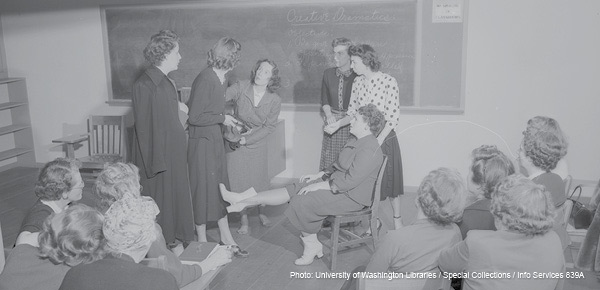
[1,167,599,289]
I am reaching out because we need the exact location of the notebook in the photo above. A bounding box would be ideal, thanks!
[179,242,219,265]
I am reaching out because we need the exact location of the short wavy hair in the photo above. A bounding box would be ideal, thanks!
[93,163,141,213]
[332,37,352,48]
[357,104,386,136]
[522,130,566,172]
[470,145,515,199]
[35,158,82,201]
[523,116,568,158]
[348,44,381,72]
[38,204,106,267]
[143,30,179,66]
[417,167,467,226]
[491,174,555,236]
[207,37,241,70]
[250,59,281,93]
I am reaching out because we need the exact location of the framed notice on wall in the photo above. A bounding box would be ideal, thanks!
[432,0,463,23]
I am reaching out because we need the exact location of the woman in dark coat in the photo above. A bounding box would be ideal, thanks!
[131,30,195,245]
[187,37,244,251]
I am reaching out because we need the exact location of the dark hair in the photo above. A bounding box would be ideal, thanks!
[143,30,179,66]
[250,59,281,93]
[207,37,241,70]
[332,37,352,48]
[35,158,82,201]
[357,104,386,136]
[470,145,515,199]
[348,44,381,71]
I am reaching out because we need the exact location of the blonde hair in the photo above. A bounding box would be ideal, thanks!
[93,163,141,213]
[207,37,241,70]
[417,168,467,226]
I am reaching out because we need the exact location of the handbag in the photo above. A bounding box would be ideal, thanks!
[568,185,593,229]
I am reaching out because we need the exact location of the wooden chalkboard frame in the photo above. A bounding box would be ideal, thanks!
[101,0,467,113]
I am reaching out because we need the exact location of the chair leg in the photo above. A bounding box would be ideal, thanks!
[330,218,341,271]
[370,217,379,249]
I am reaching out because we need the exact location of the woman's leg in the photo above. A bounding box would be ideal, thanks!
[237,210,249,235]
[258,205,272,227]
[220,185,291,212]
[217,216,237,245]
[390,196,403,229]
[195,224,207,243]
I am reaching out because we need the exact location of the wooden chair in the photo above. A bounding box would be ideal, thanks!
[327,157,387,271]
[53,115,126,184]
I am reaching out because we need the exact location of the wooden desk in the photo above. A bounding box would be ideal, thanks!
[180,265,223,290]
[52,134,89,158]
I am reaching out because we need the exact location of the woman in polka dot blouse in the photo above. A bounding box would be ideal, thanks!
[325,44,404,230]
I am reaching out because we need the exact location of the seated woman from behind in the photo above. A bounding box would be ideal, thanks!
[219,104,384,266]
[0,204,105,290]
[458,145,515,238]
[93,162,232,287]
[439,175,565,290]
[519,123,569,248]
[16,158,84,246]
[59,196,179,290]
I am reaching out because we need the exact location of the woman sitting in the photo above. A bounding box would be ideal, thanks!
[93,162,232,287]
[518,123,569,248]
[458,145,515,238]
[16,158,84,246]
[219,104,384,266]
[59,196,178,290]
[0,204,105,290]
[439,175,565,290]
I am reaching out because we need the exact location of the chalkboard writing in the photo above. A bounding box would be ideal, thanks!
[103,1,416,105]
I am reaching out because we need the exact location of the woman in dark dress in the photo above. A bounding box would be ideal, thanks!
[187,37,245,252]
[131,30,195,246]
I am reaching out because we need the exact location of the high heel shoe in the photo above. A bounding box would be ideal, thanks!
[294,234,323,266]
[219,242,249,258]
[219,184,257,205]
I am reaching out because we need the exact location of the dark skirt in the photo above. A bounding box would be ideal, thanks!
[187,126,229,225]
[319,112,351,171]
[284,182,364,234]
[379,129,404,199]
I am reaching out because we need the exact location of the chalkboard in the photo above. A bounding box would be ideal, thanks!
[102,1,416,105]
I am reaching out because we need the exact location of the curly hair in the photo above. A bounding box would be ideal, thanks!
[417,167,467,226]
[207,37,241,70]
[491,174,555,236]
[347,44,381,72]
[357,104,386,136]
[523,116,568,159]
[470,145,515,199]
[38,204,106,267]
[250,59,281,93]
[522,131,565,172]
[35,158,82,201]
[93,163,141,213]
[143,30,179,66]
[332,37,352,48]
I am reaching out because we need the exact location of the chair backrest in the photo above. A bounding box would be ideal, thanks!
[88,115,125,158]
[369,156,388,219]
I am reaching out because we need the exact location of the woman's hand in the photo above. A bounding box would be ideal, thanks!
[297,181,329,195]
[325,114,337,125]
[223,115,240,127]
[300,171,325,183]
[324,121,341,134]
[239,137,246,145]
[199,246,233,272]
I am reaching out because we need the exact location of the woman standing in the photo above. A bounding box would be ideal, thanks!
[225,59,282,234]
[325,44,404,230]
[187,37,245,253]
[132,30,195,246]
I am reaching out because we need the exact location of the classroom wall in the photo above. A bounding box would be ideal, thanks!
[1,0,599,187]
